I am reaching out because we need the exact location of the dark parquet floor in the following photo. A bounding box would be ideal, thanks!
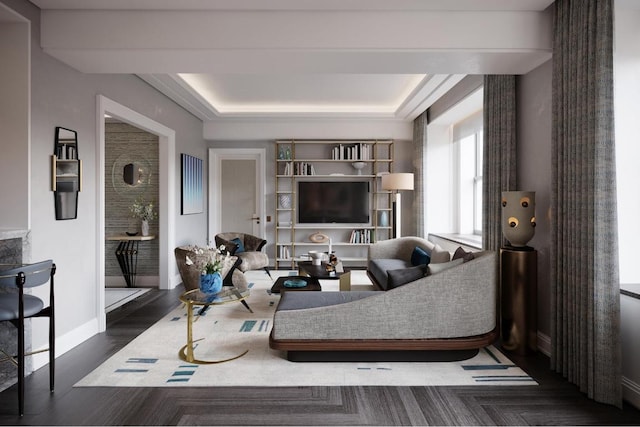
[0,285,639,426]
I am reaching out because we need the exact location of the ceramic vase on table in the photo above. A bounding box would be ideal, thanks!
[141,219,149,236]
[200,272,223,294]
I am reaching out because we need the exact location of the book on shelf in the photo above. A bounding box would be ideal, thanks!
[349,228,372,244]
[331,143,372,161]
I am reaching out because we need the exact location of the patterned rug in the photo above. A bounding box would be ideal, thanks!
[76,270,537,387]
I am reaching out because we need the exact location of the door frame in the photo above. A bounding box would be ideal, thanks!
[97,95,176,332]
[208,148,266,244]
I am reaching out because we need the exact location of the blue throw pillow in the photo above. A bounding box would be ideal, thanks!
[230,237,245,254]
[410,246,430,266]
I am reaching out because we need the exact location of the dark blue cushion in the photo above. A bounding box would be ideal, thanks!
[230,237,245,254]
[410,246,430,266]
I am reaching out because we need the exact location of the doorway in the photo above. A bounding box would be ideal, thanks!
[97,95,176,332]
[208,148,266,244]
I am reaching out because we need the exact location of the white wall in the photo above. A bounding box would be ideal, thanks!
[0,16,29,230]
[1,0,207,367]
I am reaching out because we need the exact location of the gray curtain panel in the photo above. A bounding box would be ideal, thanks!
[482,75,517,251]
[551,0,621,407]
[412,111,427,238]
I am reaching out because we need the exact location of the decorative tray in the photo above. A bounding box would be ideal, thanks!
[283,278,307,288]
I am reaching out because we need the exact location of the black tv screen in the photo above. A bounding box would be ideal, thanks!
[298,181,370,224]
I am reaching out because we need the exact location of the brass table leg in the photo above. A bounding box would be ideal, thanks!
[178,301,248,364]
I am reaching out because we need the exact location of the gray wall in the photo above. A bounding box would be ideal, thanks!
[207,138,415,263]
[517,60,553,339]
[1,0,206,358]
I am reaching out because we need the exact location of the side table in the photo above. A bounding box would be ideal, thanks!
[179,287,250,364]
[106,234,156,287]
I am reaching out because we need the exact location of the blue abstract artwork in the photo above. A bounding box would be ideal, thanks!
[181,153,203,215]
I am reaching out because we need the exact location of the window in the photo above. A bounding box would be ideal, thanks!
[453,111,483,235]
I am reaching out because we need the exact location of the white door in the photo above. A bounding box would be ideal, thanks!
[220,159,259,235]
[208,148,266,245]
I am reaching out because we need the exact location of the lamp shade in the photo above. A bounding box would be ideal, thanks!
[381,173,414,191]
[501,191,536,247]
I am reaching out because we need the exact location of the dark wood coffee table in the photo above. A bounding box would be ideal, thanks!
[270,275,321,294]
[297,261,351,291]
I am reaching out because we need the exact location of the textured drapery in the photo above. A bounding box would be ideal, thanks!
[551,0,621,407]
[482,75,517,251]
[413,111,427,237]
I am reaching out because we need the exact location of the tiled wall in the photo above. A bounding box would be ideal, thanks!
[105,121,159,281]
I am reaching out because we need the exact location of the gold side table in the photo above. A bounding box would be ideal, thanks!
[500,247,538,355]
[179,287,250,364]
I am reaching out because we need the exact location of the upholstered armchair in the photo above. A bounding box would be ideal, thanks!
[214,232,271,278]
[174,245,251,312]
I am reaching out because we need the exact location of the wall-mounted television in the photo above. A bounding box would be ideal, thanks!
[297,181,370,224]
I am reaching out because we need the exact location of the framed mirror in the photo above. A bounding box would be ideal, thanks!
[111,154,152,195]
[52,126,81,220]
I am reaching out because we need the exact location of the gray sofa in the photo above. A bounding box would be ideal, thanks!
[366,236,452,290]
[269,241,498,358]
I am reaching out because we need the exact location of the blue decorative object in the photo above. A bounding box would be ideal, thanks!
[283,279,307,288]
[200,272,222,294]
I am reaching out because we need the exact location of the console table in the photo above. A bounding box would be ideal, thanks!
[106,234,156,287]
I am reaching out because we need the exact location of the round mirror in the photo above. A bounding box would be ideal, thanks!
[112,154,152,194]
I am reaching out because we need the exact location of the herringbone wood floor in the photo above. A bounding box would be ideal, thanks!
[0,286,638,426]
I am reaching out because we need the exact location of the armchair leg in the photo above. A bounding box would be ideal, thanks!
[263,267,272,279]
[240,300,254,313]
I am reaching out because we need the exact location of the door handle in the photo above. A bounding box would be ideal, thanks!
[251,215,260,224]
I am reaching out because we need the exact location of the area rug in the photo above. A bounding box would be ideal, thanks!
[77,270,536,388]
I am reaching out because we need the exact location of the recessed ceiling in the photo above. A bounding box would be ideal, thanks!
[29,0,554,121]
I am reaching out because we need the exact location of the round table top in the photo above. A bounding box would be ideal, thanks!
[180,287,250,306]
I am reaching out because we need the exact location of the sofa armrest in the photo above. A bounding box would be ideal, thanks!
[367,236,450,264]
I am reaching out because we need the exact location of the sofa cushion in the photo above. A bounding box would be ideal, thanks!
[387,264,427,289]
[410,246,431,266]
[277,291,378,311]
[453,246,475,262]
[427,258,464,275]
[368,258,412,290]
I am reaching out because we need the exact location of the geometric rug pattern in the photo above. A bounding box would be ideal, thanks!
[76,270,536,388]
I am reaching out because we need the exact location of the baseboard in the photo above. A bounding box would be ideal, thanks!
[32,317,99,370]
[105,275,159,288]
[537,331,551,356]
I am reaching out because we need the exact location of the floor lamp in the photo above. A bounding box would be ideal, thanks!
[381,173,414,238]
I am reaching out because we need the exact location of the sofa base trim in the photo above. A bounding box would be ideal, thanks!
[269,327,499,352]
[285,348,479,362]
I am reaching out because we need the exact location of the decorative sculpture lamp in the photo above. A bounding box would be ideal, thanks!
[381,173,414,238]
[501,191,536,247]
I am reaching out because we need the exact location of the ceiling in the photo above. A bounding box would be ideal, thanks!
[29,0,554,122]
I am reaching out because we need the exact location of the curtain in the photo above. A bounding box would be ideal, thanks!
[551,0,621,407]
[482,75,517,251]
[413,111,427,238]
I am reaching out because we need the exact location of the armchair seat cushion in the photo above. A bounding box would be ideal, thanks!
[237,251,269,272]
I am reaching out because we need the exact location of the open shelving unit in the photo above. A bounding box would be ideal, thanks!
[274,139,394,269]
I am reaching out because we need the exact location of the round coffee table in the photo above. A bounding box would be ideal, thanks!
[179,287,250,364]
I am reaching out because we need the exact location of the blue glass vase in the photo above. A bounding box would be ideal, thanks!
[200,272,222,294]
